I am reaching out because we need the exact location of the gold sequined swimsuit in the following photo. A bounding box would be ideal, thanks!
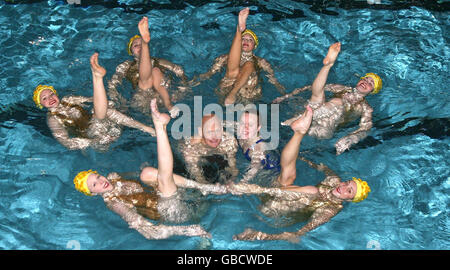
[216,52,261,104]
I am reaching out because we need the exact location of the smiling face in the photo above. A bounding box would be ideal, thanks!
[202,115,223,148]
[332,180,357,201]
[355,76,375,95]
[39,88,60,109]
[238,112,261,140]
[86,173,113,195]
[242,33,256,52]
[130,37,142,58]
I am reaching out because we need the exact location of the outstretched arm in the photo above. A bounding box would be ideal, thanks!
[62,95,93,105]
[155,58,188,83]
[106,199,210,239]
[107,108,155,136]
[273,84,349,104]
[233,206,340,241]
[257,57,286,95]
[228,182,314,201]
[298,156,338,177]
[189,54,228,87]
[140,167,228,195]
[335,101,373,155]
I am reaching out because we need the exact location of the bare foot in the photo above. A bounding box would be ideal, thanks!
[90,52,106,78]
[150,98,170,127]
[290,106,313,134]
[323,42,341,66]
[138,17,151,43]
[238,7,249,32]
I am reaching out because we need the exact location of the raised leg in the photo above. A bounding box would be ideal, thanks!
[225,8,249,79]
[310,42,341,104]
[150,98,177,197]
[90,53,108,120]
[277,106,313,186]
[137,17,154,90]
[151,67,174,112]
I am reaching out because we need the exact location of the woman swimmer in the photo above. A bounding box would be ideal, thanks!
[107,17,187,117]
[73,99,228,240]
[34,53,155,151]
[273,42,382,155]
[191,7,286,105]
[229,107,371,241]
[237,108,280,183]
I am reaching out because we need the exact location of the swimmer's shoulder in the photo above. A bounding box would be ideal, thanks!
[116,59,134,69]
[107,172,121,180]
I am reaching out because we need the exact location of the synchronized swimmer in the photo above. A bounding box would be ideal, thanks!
[274,42,382,155]
[33,53,155,151]
[32,7,378,242]
[192,7,286,105]
[73,99,228,240]
[107,17,187,117]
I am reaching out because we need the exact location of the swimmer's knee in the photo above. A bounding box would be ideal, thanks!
[152,67,163,81]
[225,69,240,79]
[152,67,162,75]
[278,171,296,186]
[140,167,158,185]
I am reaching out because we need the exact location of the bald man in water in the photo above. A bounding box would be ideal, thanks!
[179,114,239,184]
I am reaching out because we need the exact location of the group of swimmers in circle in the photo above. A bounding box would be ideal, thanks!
[33,8,380,242]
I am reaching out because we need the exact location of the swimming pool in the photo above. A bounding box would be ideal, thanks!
[0,0,448,250]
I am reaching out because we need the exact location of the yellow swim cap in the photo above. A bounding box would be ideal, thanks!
[242,29,259,49]
[33,85,57,109]
[73,170,97,196]
[361,73,382,94]
[127,35,141,55]
[352,177,371,203]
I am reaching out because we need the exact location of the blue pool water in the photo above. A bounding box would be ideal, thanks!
[0,0,448,250]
